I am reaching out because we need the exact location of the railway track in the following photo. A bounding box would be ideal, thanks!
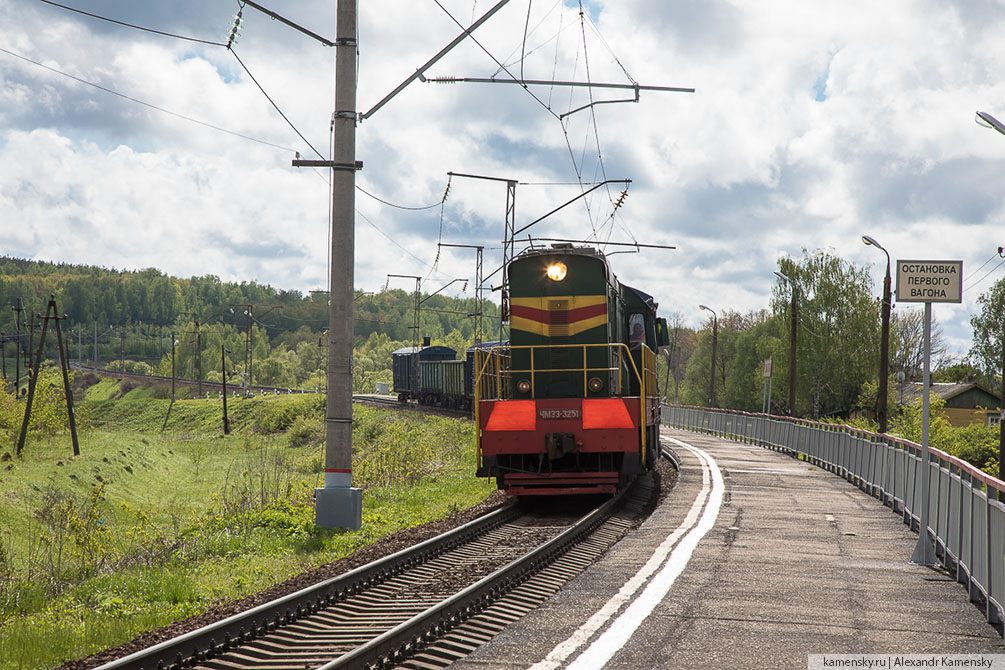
[94,460,666,670]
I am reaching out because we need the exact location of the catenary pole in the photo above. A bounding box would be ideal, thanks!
[315,0,362,529]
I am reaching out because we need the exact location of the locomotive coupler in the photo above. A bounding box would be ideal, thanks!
[545,432,579,460]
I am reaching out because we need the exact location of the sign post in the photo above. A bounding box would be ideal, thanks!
[895,260,962,566]
[761,358,773,414]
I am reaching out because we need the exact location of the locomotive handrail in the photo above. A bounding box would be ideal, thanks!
[474,342,659,465]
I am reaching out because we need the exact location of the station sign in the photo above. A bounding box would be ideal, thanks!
[895,260,963,303]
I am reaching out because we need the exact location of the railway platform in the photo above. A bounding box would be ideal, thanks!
[449,428,1005,669]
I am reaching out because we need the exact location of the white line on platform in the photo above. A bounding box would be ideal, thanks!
[528,437,724,670]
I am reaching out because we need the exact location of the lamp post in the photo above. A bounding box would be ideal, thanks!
[975,112,1005,484]
[699,304,718,407]
[774,271,798,416]
[1000,246,1005,487]
[862,235,892,433]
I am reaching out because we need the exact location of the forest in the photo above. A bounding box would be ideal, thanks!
[1,251,1002,416]
[0,256,496,394]
[1,251,1001,477]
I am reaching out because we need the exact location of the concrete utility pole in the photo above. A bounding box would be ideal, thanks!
[221,344,231,435]
[12,298,23,397]
[119,328,126,379]
[194,319,202,398]
[999,246,1005,489]
[231,304,254,388]
[314,0,362,529]
[863,235,892,433]
[699,304,718,407]
[775,271,798,416]
[446,172,516,342]
[171,330,176,403]
[440,243,485,345]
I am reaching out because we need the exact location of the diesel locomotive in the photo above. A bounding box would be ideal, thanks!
[474,244,668,496]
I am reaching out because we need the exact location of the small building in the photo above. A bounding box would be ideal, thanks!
[896,381,1001,427]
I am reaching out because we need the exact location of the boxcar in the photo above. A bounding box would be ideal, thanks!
[392,343,456,403]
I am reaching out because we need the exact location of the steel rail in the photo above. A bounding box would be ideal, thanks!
[93,504,519,670]
[320,484,631,669]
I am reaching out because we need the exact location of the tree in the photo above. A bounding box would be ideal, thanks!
[890,306,950,380]
[969,277,1005,388]
[775,249,878,419]
[680,309,766,408]
[933,361,984,384]
[662,312,696,404]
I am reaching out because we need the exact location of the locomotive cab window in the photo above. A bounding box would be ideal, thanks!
[628,313,645,348]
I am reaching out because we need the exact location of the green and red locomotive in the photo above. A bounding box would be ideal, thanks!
[475,244,669,495]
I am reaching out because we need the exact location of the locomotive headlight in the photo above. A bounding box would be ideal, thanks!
[588,377,604,393]
[546,262,567,281]
[517,379,532,394]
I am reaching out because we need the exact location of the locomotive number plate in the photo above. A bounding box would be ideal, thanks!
[538,408,580,420]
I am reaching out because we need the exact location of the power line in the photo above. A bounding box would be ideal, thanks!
[431,0,560,121]
[356,185,443,211]
[32,1,328,160]
[355,208,452,280]
[963,258,1005,294]
[0,46,296,152]
[230,48,325,160]
[964,251,1000,281]
[37,0,228,47]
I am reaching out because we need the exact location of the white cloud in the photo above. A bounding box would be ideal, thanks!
[1,0,1004,359]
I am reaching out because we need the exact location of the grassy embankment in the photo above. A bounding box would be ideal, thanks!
[0,379,493,670]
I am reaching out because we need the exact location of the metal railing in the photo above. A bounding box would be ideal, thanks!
[662,404,1005,634]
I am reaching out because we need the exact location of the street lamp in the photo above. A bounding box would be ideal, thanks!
[699,304,718,407]
[976,111,1005,136]
[862,235,892,433]
[774,271,798,416]
[977,111,1005,485]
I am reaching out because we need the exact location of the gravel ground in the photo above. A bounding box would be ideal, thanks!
[59,456,678,670]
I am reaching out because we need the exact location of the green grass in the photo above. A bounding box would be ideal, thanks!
[0,382,493,670]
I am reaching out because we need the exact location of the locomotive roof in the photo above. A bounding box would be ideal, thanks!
[623,284,658,311]
[513,244,606,260]
[465,340,508,352]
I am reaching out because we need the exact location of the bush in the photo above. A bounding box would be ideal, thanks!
[351,408,472,488]
[892,395,1000,478]
[0,366,88,443]
[253,395,323,434]
[287,415,323,448]
[949,423,999,476]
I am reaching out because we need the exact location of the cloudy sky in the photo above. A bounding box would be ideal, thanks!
[2,0,1004,356]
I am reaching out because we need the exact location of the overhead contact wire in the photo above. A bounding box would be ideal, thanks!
[37,0,228,47]
[229,48,325,160]
[432,0,560,120]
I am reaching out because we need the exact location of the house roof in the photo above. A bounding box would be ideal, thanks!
[896,381,1001,406]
